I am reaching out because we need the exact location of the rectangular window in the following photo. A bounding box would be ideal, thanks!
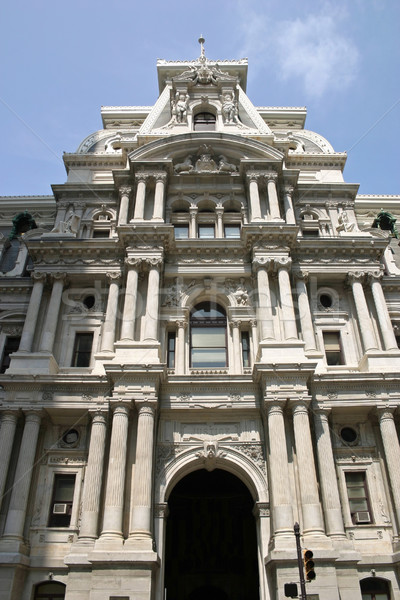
[174,225,189,239]
[198,224,215,239]
[241,331,250,368]
[72,332,93,367]
[0,336,20,373]
[224,224,241,239]
[167,332,176,368]
[48,474,76,527]
[323,331,343,365]
[345,471,371,524]
[191,326,226,367]
[92,229,110,238]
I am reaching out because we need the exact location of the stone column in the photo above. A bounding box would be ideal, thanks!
[295,272,317,351]
[216,206,224,238]
[120,258,141,341]
[118,185,131,226]
[347,272,378,352]
[291,401,325,535]
[153,173,167,221]
[283,185,296,224]
[276,258,298,340]
[313,409,346,538]
[176,320,186,375]
[378,408,400,530]
[231,320,242,373]
[266,173,281,220]
[266,402,293,536]
[2,411,41,540]
[189,206,198,238]
[132,173,147,220]
[247,174,262,221]
[129,401,157,541]
[100,404,129,539]
[0,411,19,511]
[368,271,398,350]
[250,319,258,362]
[39,273,67,353]
[79,411,108,541]
[19,272,46,352]
[253,258,274,340]
[143,258,163,341]
[100,272,121,353]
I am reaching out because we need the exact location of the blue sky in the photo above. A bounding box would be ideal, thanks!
[1,0,399,196]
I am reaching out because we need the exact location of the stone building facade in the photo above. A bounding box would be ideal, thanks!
[0,46,399,600]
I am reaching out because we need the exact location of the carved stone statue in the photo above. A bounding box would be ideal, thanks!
[218,155,237,173]
[337,210,356,233]
[172,92,190,124]
[220,92,240,124]
[174,155,194,174]
[51,213,80,235]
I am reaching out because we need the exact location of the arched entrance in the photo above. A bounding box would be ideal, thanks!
[164,468,259,600]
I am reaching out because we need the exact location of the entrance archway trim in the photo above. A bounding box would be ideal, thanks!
[156,443,269,504]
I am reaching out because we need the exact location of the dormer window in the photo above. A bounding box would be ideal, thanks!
[193,112,216,131]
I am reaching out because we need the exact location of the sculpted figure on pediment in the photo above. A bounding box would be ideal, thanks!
[220,91,241,125]
[174,154,194,174]
[51,213,80,235]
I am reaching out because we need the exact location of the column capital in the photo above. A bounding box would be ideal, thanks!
[252,502,270,518]
[89,409,108,424]
[106,271,121,284]
[125,256,143,269]
[230,320,241,330]
[22,410,43,424]
[135,172,149,183]
[367,269,384,284]
[289,398,311,414]
[119,185,132,197]
[50,272,68,284]
[250,319,257,328]
[246,171,262,183]
[154,502,169,519]
[135,400,158,417]
[377,406,396,422]
[283,184,294,195]
[0,409,20,423]
[252,256,273,272]
[274,256,292,271]
[293,270,309,282]
[175,320,187,330]
[31,271,47,284]
[154,172,167,183]
[264,398,286,415]
[265,171,278,182]
[346,270,366,285]
[144,256,163,270]
[110,402,131,417]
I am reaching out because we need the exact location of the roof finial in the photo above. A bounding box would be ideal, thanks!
[198,35,205,58]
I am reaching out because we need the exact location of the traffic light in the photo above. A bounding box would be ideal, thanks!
[303,549,316,581]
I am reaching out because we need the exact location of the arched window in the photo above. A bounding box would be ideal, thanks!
[193,112,216,131]
[190,302,227,368]
[360,577,390,600]
[34,581,66,600]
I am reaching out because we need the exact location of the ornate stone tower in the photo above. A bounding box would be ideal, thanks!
[0,40,399,600]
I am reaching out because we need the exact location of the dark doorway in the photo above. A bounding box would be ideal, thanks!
[164,469,259,600]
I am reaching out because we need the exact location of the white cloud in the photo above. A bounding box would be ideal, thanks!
[236,2,359,98]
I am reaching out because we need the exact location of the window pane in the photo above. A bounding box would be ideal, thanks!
[191,303,225,319]
[72,333,93,367]
[174,225,189,239]
[198,225,215,238]
[191,348,226,368]
[192,327,226,347]
[225,225,240,239]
